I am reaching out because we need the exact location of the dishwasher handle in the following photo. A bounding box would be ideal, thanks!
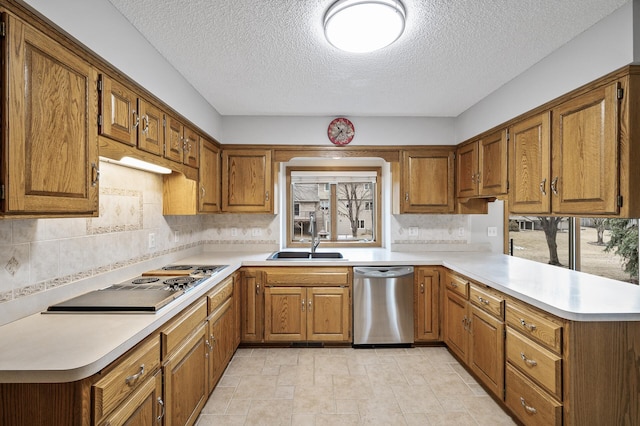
[353,266,414,279]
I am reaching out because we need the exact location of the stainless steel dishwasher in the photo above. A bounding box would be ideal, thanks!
[353,266,414,346]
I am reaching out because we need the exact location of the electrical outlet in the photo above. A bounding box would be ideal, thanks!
[458,227,465,237]
[408,227,419,237]
[148,232,156,249]
[231,227,238,237]
[252,228,262,237]
[174,231,179,243]
[487,226,498,237]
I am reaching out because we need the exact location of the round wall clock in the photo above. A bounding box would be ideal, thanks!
[327,117,355,145]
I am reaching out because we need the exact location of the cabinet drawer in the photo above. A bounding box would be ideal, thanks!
[99,370,163,426]
[506,328,562,399]
[207,276,233,314]
[469,284,504,318]
[265,267,350,286]
[444,271,469,298]
[162,298,207,357]
[506,301,562,354]
[93,336,160,422]
[505,365,562,426]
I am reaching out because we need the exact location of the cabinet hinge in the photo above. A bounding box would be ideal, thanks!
[618,195,623,208]
[0,22,5,38]
[617,85,624,100]
[506,129,510,142]
[97,114,103,127]
[97,78,103,92]
[0,184,5,200]
[506,180,509,191]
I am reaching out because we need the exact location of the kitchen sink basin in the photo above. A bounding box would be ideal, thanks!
[267,251,344,260]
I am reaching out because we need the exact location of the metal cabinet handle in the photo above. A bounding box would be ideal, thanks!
[205,339,212,355]
[405,192,409,202]
[450,281,458,288]
[301,298,305,312]
[157,397,165,423]
[266,191,269,202]
[539,178,546,195]
[475,172,481,183]
[520,352,538,367]
[132,110,139,128]
[420,283,425,294]
[550,176,559,195]
[477,296,489,305]
[519,318,537,331]
[125,364,144,385]
[520,397,537,414]
[308,299,312,312]
[210,333,216,344]
[91,163,100,187]
[201,186,206,198]
[141,114,149,135]
[256,284,260,295]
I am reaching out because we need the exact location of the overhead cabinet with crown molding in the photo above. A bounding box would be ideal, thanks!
[1,12,99,217]
[509,71,640,217]
[456,129,508,200]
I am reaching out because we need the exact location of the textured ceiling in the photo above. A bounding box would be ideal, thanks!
[106,0,627,117]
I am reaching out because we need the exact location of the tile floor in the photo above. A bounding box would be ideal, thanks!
[195,346,517,425]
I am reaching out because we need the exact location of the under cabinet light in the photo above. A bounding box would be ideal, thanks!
[100,156,172,174]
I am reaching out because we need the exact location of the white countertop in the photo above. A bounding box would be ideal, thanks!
[1,249,639,383]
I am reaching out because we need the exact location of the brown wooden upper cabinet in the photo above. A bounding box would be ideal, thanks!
[393,148,455,214]
[456,130,508,199]
[510,78,639,216]
[1,13,99,216]
[199,137,221,213]
[165,114,199,168]
[98,74,165,157]
[221,149,273,213]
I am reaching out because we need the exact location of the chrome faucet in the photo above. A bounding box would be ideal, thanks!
[309,212,320,254]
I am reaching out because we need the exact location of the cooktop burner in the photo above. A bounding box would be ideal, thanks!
[162,265,193,271]
[164,276,198,291]
[132,277,161,285]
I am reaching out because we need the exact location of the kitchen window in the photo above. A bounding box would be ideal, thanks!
[508,215,639,284]
[286,167,382,248]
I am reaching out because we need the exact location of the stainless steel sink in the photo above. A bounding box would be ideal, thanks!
[267,251,344,260]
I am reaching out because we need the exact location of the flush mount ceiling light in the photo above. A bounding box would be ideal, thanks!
[324,0,406,53]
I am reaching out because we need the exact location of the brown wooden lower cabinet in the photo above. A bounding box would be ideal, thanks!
[414,267,441,341]
[99,370,164,426]
[207,298,234,393]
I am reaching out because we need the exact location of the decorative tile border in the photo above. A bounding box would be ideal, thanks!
[86,187,143,235]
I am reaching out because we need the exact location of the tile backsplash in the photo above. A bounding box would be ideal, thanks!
[0,161,202,305]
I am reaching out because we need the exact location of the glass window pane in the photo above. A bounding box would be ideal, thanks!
[508,216,570,268]
[337,182,374,241]
[292,183,331,242]
[578,218,638,283]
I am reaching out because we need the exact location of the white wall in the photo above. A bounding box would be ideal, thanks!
[221,116,456,146]
[23,0,223,139]
[455,2,635,142]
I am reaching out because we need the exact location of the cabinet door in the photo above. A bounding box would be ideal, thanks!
[401,149,455,213]
[165,115,184,163]
[307,287,350,342]
[551,83,620,214]
[469,306,504,398]
[183,126,199,168]
[479,130,508,196]
[456,142,478,198]
[98,74,137,147]
[241,269,264,343]
[199,137,220,213]
[5,15,98,215]
[137,98,164,156]
[415,268,440,342]
[233,273,242,349]
[264,287,306,341]
[509,112,551,214]
[208,299,233,393]
[222,149,273,213]
[443,289,469,362]
[100,371,164,426]
[163,322,208,426]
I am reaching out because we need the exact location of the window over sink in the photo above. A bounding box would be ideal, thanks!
[286,167,382,248]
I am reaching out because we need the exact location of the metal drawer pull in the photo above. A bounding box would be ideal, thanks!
[420,283,425,294]
[477,296,489,305]
[308,300,312,312]
[205,339,212,352]
[520,352,538,367]
[450,281,458,288]
[520,397,537,414]
[519,318,537,331]
[302,298,305,312]
[256,284,260,295]
[157,397,165,423]
[125,364,145,385]
[539,178,546,195]
[550,176,559,195]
